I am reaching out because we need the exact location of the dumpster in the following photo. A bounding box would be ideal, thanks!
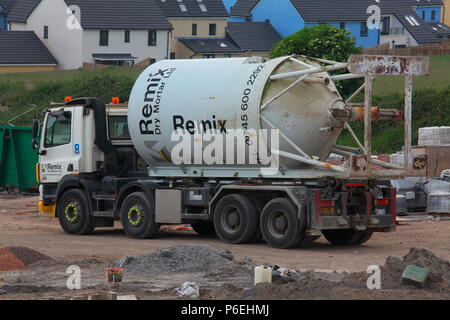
[0,126,38,191]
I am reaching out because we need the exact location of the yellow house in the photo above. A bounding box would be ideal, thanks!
[0,30,58,74]
[444,0,450,24]
[158,0,241,59]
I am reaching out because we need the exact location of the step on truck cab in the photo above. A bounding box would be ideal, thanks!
[32,55,429,248]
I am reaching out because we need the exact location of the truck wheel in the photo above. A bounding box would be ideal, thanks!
[191,222,215,236]
[58,188,94,235]
[300,236,320,246]
[260,198,305,249]
[249,196,265,243]
[323,229,371,246]
[120,192,159,239]
[355,231,373,245]
[214,194,258,244]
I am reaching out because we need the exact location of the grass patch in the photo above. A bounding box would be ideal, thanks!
[338,86,450,154]
[372,55,450,96]
[0,66,145,126]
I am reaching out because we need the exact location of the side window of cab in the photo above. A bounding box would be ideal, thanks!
[44,111,72,148]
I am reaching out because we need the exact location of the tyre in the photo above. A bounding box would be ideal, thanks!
[120,191,159,239]
[58,188,95,235]
[248,195,265,243]
[299,235,321,246]
[260,198,305,249]
[191,221,215,236]
[355,231,373,245]
[323,229,373,246]
[213,194,259,244]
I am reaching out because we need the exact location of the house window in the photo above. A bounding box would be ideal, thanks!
[170,52,176,59]
[381,16,390,35]
[124,30,130,43]
[431,10,436,21]
[192,23,197,36]
[340,22,345,29]
[203,54,215,59]
[43,26,48,39]
[209,23,216,36]
[148,30,157,46]
[422,11,425,20]
[224,54,232,58]
[99,30,109,46]
[360,22,368,37]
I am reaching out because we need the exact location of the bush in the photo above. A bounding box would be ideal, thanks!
[269,24,363,98]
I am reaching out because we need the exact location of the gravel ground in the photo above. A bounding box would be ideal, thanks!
[114,244,234,274]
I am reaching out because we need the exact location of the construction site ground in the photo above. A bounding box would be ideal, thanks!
[0,194,449,300]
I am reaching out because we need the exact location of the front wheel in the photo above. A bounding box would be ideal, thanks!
[120,192,159,239]
[58,188,94,235]
[323,229,373,245]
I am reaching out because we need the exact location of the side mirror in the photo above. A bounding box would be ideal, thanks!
[31,139,39,151]
[32,119,40,139]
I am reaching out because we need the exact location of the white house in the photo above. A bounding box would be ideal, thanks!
[7,0,173,70]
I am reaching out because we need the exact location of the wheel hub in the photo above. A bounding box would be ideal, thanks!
[128,205,144,227]
[65,202,81,224]
[274,216,287,231]
[268,210,288,237]
[227,211,240,227]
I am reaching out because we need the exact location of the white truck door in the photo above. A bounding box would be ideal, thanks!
[39,107,76,184]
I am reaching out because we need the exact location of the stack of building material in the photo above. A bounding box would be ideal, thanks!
[390,152,405,168]
[425,179,450,214]
[418,127,450,146]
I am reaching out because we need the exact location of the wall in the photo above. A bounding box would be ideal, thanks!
[168,18,227,59]
[9,0,83,70]
[251,0,304,37]
[0,65,57,74]
[445,0,450,24]
[379,15,419,48]
[222,0,237,13]
[82,29,169,65]
[415,6,442,22]
[0,6,6,30]
[304,22,380,48]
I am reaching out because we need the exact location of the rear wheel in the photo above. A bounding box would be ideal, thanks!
[214,194,259,244]
[323,229,373,245]
[260,198,305,249]
[58,188,94,235]
[300,235,321,246]
[191,221,215,236]
[120,192,159,239]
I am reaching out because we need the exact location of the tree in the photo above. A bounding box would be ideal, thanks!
[269,24,363,98]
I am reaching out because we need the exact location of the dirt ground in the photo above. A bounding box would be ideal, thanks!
[0,194,449,300]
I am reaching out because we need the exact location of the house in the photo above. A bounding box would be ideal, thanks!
[227,0,380,48]
[378,0,441,48]
[157,0,236,59]
[0,30,57,73]
[445,0,450,24]
[412,0,443,22]
[7,0,173,70]
[226,21,281,56]
[0,0,17,30]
